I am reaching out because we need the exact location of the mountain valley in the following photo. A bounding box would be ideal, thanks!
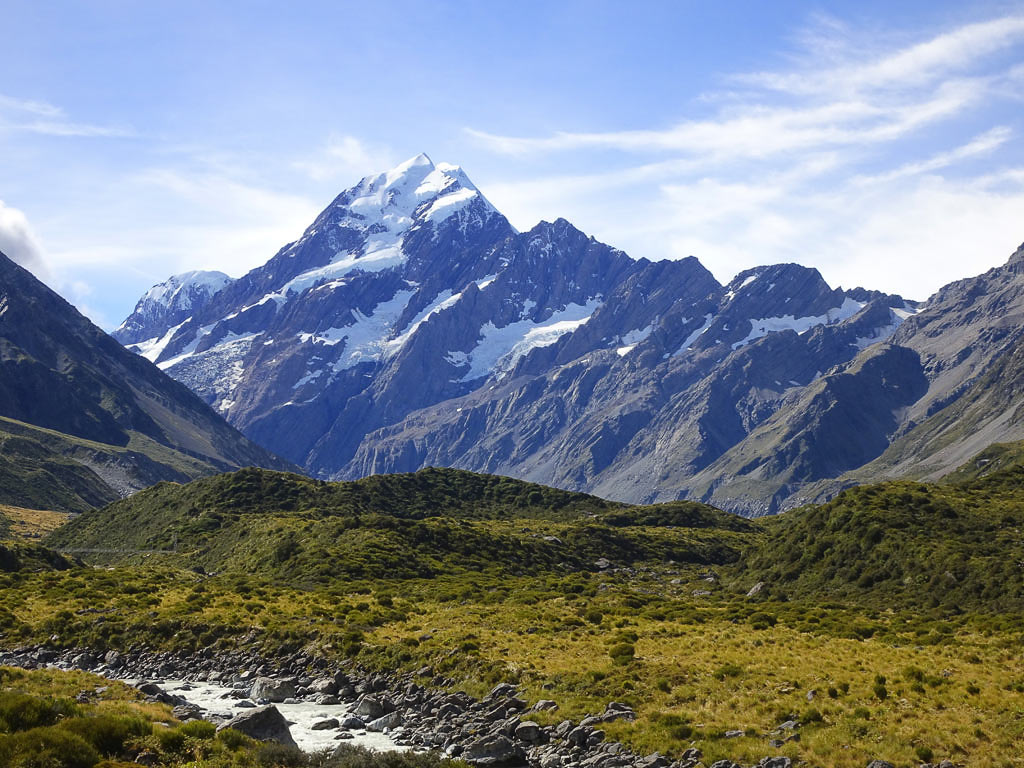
[1,157,1022,768]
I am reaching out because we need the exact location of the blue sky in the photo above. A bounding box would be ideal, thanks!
[2,0,1023,329]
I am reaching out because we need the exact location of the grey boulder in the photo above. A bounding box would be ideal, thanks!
[217,705,296,748]
[250,676,296,703]
[462,733,522,766]
[367,711,404,732]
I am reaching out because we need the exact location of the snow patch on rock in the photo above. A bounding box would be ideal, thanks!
[732,297,866,350]
[672,314,715,357]
[615,324,653,356]
[462,300,601,381]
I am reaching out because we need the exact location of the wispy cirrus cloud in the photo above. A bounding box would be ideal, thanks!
[468,80,979,159]
[740,14,1024,95]
[0,93,133,138]
[853,125,1013,185]
[469,13,1024,299]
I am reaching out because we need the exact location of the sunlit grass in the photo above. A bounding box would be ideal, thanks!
[1,563,1021,767]
[0,504,71,539]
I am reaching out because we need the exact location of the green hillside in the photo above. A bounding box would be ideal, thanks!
[0,415,218,513]
[46,467,755,583]
[0,540,76,572]
[732,468,1024,611]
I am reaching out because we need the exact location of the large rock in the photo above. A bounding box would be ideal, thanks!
[601,702,635,722]
[250,676,297,703]
[462,734,522,766]
[514,720,545,744]
[353,695,385,720]
[217,705,297,748]
[366,712,403,732]
[310,677,339,695]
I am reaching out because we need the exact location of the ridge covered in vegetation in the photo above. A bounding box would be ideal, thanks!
[732,468,1024,611]
[46,468,753,583]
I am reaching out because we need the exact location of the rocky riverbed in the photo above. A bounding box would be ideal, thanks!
[0,644,933,768]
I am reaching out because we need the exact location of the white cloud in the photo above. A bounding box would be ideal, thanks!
[468,75,983,159]
[649,160,1024,300]
[0,199,50,280]
[853,126,1012,185]
[0,201,116,326]
[0,93,132,138]
[292,135,396,182]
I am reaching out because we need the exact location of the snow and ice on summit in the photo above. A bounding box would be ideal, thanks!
[129,270,232,317]
[115,270,233,346]
[148,155,510,397]
[234,155,503,312]
[331,153,500,261]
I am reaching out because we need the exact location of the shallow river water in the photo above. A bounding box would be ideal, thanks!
[123,677,406,754]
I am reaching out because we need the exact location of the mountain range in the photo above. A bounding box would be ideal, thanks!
[103,153,1024,514]
[0,251,292,512]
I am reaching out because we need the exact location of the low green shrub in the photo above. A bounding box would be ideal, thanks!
[60,714,149,756]
[0,726,100,768]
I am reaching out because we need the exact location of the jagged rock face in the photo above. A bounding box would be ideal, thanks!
[343,286,917,508]
[114,270,233,348]
[681,242,1024,514]
[119,154,937,512]
[798,242,1024,500]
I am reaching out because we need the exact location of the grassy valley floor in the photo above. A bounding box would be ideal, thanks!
[0,564,1020,767]
[1,465,1022,767]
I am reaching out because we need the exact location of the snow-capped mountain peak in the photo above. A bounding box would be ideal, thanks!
[117,154,962,518]
[114,270,233,346]
[140,270,232,308]
[335,153,498,237]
